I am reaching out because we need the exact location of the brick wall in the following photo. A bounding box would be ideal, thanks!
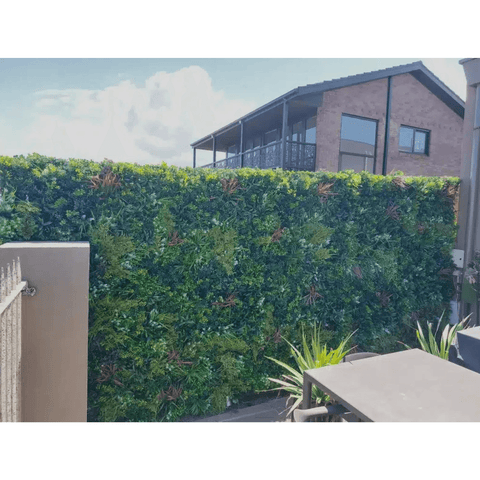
[387,73,463,176]
[315,73,463,176]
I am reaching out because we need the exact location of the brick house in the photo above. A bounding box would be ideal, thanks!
[191,62,465,176]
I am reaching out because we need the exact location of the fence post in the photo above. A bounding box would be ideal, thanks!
[0,257,25,421]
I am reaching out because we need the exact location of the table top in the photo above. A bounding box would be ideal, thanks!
[458,326,480,341]
[304,349,480,422]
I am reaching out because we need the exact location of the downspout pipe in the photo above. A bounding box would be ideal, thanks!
[239,120,244,168]
[212,135,216,168]
[281,100,289,170]
[382,76,392,175]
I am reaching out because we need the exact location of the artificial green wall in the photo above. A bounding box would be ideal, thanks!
[0,154,459,421]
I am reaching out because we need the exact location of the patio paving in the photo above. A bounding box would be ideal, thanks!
[181,396,290,422]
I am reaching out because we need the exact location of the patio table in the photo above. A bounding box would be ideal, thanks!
[302,348,480,421]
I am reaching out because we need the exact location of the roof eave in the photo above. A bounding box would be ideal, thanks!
[190,87,299,148]
[191,61,465,148]
[412,64,465,117]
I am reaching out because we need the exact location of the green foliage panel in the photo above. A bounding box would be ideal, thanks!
[0,154,459,421]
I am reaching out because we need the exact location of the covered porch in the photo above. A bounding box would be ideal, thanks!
[200,140,317,171]
[191,87,322,171]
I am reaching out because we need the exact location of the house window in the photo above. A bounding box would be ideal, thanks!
[264,129,278,145]
[339,114,377,173]
[305,116,316,144]
[399,126,430,155]
[291,121,303,142]
[253,135,262,149]
[226,145,237,158]
[245,139,254,151]
[286,117,316,144]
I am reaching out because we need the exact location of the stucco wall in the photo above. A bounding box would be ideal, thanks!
[315,73,464,176]
[0,242,89,422]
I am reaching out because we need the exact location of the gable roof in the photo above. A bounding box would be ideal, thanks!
[191,61,465,149]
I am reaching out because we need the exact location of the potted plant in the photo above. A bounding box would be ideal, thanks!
[264,325,354,421]
[399,311,472,360]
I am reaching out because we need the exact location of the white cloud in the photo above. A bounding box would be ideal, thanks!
[9,66,256,167]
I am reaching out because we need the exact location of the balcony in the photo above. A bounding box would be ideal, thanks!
[200,140,316,171]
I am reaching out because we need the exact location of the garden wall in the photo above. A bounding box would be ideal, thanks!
[0,154,459,421]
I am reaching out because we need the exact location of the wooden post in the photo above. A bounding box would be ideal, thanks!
[16,257,21,422]
[193,147,196,168]
[0,258,24,422]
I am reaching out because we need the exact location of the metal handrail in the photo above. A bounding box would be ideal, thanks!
[199,140,316,170]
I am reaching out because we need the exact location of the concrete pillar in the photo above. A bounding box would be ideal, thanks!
[0,242,89,421]
[456,81,477,250]
[459,59,480,322]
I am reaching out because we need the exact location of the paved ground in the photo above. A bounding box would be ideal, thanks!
[179,396,360,422]
[181,396,291,422]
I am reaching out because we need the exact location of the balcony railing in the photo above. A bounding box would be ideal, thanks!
[200,141,316,171]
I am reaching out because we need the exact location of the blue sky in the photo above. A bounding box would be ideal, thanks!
[0,57,468,167]
[0,58,467,168]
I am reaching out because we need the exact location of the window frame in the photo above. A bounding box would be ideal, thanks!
[286,116,317,145]
[244,138,254,152]
[304,116,317,144]
[338,113,379,174]
[398,125,430,156]
[264,129,279,146]
[226,144,238,158]
[290,120,304,143]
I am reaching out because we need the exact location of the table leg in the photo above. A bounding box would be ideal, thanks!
[303,374,312,410]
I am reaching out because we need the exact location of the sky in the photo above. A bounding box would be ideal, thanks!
[0,58,468,168]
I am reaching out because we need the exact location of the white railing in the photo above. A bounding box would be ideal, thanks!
[0,258,25,422]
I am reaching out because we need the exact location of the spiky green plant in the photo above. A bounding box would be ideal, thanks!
[415,312,471,360]
[264,326,354,416]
